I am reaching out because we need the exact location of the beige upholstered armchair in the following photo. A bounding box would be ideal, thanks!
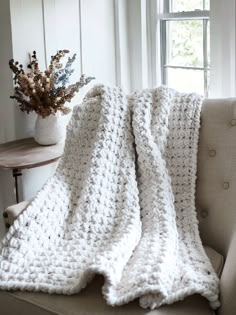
[1,98,236,315]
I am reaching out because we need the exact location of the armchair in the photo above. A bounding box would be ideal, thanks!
[1,98,236,315]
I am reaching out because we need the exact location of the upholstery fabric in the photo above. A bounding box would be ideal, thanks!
[196,97,236,315]
[0,285,215,315]
[0,86,219,310]
[197,98,236,254]
[218,232,236,315]
[4,201,31,226]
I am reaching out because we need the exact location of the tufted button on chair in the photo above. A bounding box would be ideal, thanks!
[1,98,236,315]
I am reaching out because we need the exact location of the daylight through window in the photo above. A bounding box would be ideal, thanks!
[159,0,210,96]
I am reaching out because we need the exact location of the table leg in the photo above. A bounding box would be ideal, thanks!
[12,168,22,203]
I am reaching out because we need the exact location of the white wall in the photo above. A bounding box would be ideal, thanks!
[0,0,16,238]
[0,0,15,144]
[81,0,116,86]
[0,0,117,239]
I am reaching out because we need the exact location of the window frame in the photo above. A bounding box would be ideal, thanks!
[159,1,210,96]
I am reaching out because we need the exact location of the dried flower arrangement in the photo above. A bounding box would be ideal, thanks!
[9,50,94,118]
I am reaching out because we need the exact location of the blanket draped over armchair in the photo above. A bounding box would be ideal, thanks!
[0,85,220,310]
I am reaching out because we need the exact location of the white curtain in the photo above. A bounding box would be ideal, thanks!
[210,0,236,97]
[114,0,159,92]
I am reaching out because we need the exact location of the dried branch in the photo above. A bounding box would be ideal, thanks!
[9,50,95,118]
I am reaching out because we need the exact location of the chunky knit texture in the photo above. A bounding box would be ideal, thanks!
[0,85,220,309]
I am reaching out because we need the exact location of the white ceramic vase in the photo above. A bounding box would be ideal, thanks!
[34,114,65,146]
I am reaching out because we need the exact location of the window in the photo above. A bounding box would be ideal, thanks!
[159,0,210,96]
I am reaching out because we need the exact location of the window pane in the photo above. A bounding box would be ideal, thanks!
[170,0,209,12]
[207,21,210,67]
[166,20,203,67]
[166,68,205,95]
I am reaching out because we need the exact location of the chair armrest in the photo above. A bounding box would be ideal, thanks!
[217,231,236,315]
[4,200,31,227]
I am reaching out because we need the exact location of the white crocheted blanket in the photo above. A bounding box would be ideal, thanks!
[0,85,220,309]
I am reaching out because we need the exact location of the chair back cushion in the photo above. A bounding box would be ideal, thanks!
[196,98,236,256]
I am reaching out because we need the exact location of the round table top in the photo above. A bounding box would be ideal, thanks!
[0,138,64,170]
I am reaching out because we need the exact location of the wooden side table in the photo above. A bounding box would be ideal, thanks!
[0,138,64,203]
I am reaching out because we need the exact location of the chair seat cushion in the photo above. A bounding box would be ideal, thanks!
[0,247,222,315]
